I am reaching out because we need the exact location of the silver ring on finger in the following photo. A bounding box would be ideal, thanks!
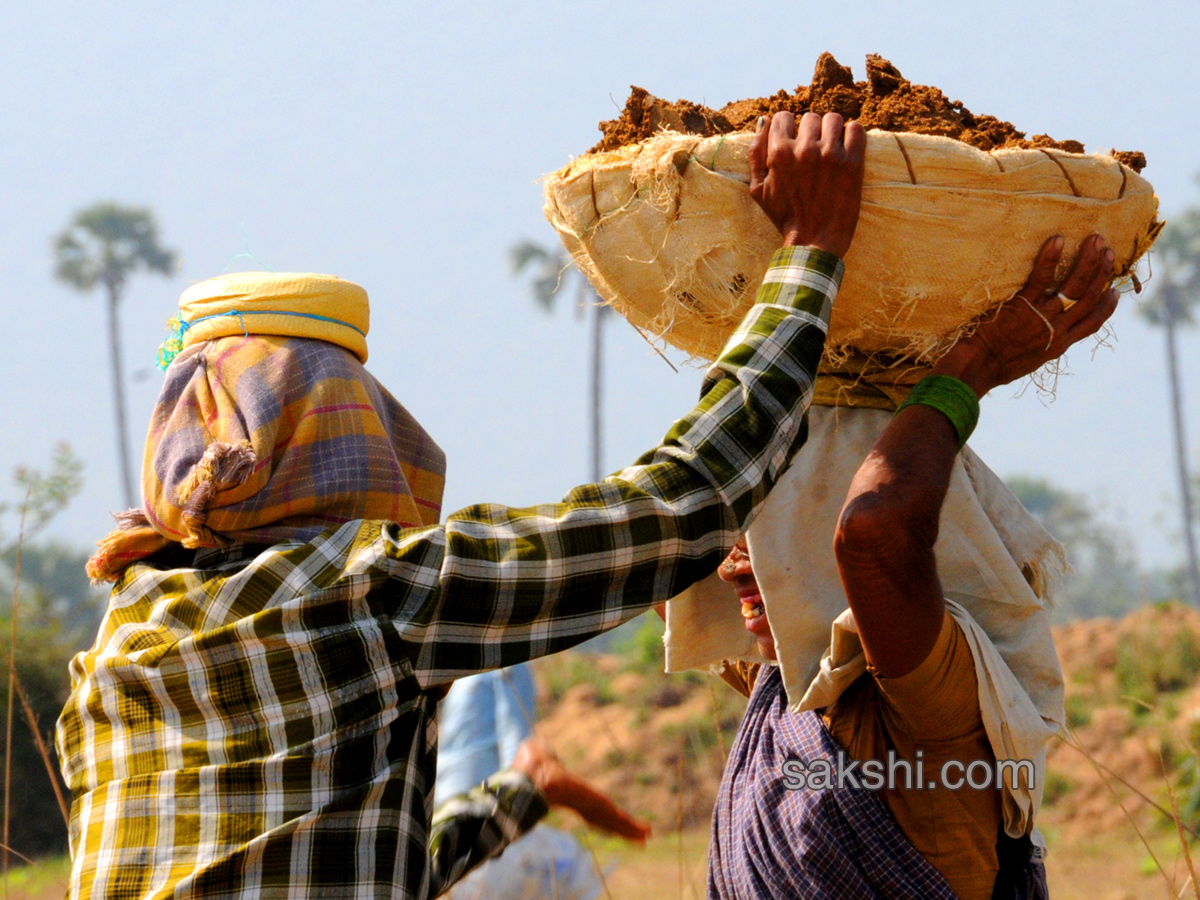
[1056,292,1078,312]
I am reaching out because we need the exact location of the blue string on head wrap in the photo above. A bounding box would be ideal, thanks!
[156,310,367,370]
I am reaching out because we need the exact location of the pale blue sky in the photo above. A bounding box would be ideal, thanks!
[2,0,1198,568]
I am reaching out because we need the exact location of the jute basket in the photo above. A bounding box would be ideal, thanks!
[543,130,1160,363]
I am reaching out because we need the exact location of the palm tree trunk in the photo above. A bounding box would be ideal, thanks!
[590,300,604,483]
[1164,284,1200,605]
[106,282,135,509]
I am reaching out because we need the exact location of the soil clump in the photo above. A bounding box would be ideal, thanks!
[593,53,1144,172]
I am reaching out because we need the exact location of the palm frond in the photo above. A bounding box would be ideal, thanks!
[509,239,551,275]
[52,202,177,297]
[510,238,571,312]
[1142,208,1200,328]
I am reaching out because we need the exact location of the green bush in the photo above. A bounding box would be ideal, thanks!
[537,652,617,706]
[659,715,719,762]
[1174,749,1200,831]
[614,613,665,673]
[602,747,627,770]
[1114,614,1200,704]
[1069,664,1096,687]
[1042,769,1076,805]
[1064,694,1093,729]
[592,676,617,706]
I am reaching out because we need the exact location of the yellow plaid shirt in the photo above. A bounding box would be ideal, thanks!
[56,246,843,899]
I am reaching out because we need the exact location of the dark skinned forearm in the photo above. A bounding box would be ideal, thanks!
[833,403,961,677]
[832,333,995,677]
[831,232,1120,677]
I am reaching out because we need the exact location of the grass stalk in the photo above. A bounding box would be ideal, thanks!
[676,739,685,900]
[1058,731,1200,840]
[577,827,614,900]
[705,682,727,761]
[11,676,68,826]
[0,845,35,870]
[1065,727,1176,891]
[1160,751,1200,900]
[3,494,30,894]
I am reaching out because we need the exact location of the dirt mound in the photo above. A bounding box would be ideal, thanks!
[1044,602,1200,842]
[531,603,1199,847]
[532,652,745,830]
[1054,601,1200,696]
[593,53,1143,171]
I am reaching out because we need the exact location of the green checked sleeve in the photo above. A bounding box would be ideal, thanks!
[387,245,845,684]
[427,771,549,897]
[54,246,844,900]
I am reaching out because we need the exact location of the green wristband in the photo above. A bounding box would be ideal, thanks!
[895,375,980,450]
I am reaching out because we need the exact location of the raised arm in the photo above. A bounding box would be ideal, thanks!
[833,234,1119,676]
[391,113,865,686]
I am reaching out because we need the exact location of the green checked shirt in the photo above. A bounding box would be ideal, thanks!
[56,246,843,900]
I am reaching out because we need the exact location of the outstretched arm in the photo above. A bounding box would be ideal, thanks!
[427,737,649,896]
[833,234,1119,677]
[510,737,651,841]
[397,113,866,687]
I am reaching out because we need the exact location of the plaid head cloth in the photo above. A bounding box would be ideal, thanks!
[87,334,446,581]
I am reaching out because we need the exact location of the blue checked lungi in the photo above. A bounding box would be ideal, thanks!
[709,665,960,899]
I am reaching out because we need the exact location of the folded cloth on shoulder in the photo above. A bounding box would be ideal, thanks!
[663,404,1066,842]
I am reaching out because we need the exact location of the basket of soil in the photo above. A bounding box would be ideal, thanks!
[543,54,1161,363]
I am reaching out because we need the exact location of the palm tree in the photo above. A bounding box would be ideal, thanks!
[511,240,611,482]
[1139,205,1200,605]
[54,203,176,509]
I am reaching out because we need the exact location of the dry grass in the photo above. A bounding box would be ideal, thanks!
[1,489,72,899]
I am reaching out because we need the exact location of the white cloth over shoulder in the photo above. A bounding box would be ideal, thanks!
[663,405,1066,839]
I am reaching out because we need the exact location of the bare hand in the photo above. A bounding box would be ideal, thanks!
[748,111,866,259]
[932,233,1119,397]
[511,737,651,843]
